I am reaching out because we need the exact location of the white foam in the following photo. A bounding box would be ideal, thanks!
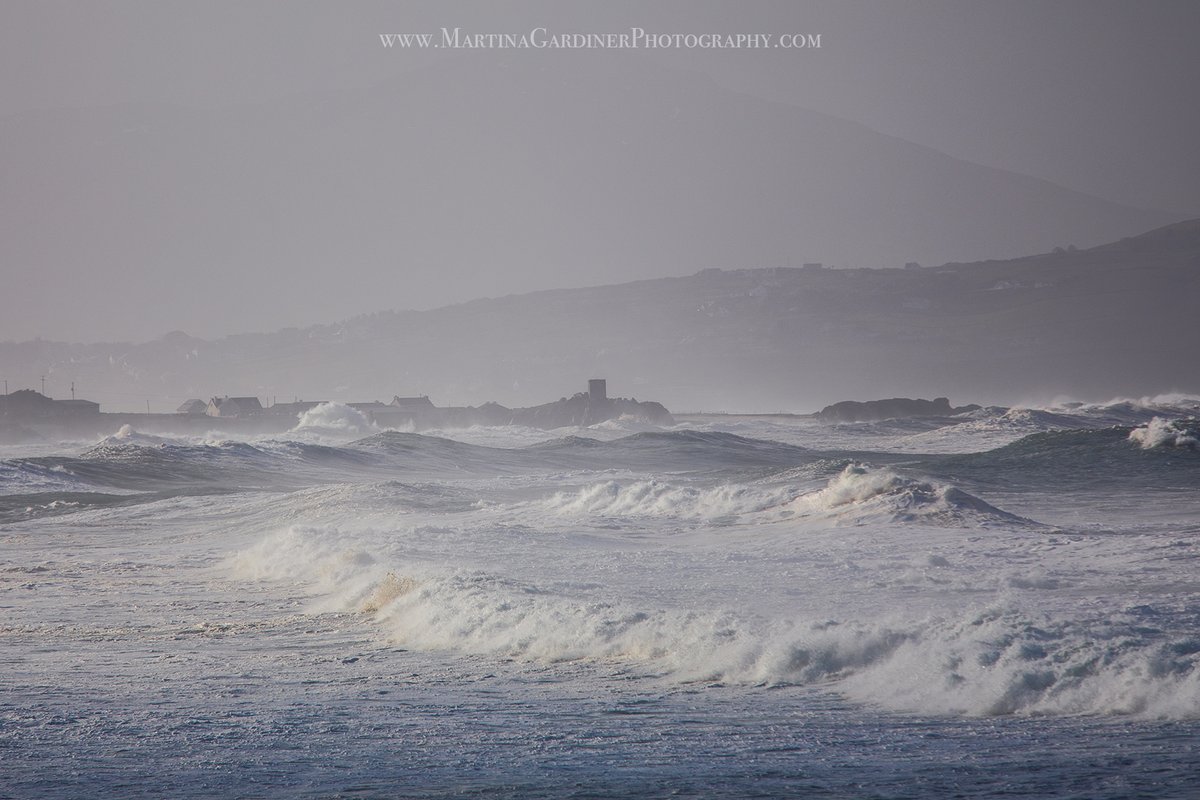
[227,524,387,612]
[535,467,1024,528]
[790,465,1028,526]
[840,605,1200,718]
[544,479,797,521]
[95,424,175,447]
[378,579,1200,716]
[232,526,1200,718]
[290,402,377,440]
[1129,417,1199,449]
[588,416,671,435]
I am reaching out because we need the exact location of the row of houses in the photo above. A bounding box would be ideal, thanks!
[179,394,439,424]
[0,380,659,432]
[0,389,100,419]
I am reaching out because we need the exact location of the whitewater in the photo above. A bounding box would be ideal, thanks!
[2,398,1199,798]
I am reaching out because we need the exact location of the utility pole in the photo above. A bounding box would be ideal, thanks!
[40,376,45,396]
[71,381,75,400]
[146,399,151,415]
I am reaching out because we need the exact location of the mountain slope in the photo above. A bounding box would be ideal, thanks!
[1,56,1181,342]
[3,219,1198,412]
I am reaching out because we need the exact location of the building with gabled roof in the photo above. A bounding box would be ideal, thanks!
[53,399,100,416]
[0,390,100,418]
[391,395,435,410]
[207,396,263,418]
[177,399,208,415]
[0,389,55,418]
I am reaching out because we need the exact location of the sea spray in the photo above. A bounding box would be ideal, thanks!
[1129,417,1200,449]
[293,401,377,436]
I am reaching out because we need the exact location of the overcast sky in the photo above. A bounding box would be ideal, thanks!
[3,0,1198,343]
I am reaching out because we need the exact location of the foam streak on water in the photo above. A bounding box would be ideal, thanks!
[2,396,1199,797]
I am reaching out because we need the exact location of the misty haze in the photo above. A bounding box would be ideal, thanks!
[3,2,1199,798]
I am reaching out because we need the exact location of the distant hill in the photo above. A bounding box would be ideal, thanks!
[3,218,1198,413]
[0,56,1181,343]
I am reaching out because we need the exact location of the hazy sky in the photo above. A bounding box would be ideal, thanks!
[3,0,1198,343]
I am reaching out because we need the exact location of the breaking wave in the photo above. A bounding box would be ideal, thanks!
[539,465,1031,528]
[929,425,1200,491]
[233,526,1200,718]
[792,464,1036,526]
[293,401,375,433]
[1129,417,1200,449]
[5,436,380,495]
[530,429,815,471]
[544,479,798,522]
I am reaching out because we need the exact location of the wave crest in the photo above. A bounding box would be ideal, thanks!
[1129,417,1199,449]
[545,479,795,522]
[293,402,376,435]
[232,527,1200,718]
[796,465,1034,526]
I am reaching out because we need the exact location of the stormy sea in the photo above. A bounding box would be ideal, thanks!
[3,397,1199,798]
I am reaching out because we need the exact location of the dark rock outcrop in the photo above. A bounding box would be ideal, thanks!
[509,393,673,429]
[816,397,980,423]
[367,393,674,431]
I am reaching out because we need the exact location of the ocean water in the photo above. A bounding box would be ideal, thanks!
[2,398,1199,798]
